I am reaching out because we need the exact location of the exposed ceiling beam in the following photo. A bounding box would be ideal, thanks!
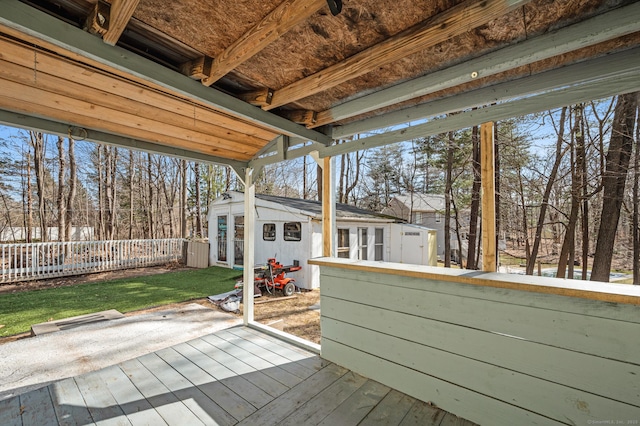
[103,0,140,46]
[0,110,248,169]
[265,0,530,110]
[201,0,326,86]
[333,46,640,139]
[0,0,333,146]
[249,138,326,170]
[316,1,640,129]
[251,47,640,166]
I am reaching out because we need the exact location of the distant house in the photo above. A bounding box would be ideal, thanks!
[208,191,437,289]
[0,226,95,242]
[382,193,447,257]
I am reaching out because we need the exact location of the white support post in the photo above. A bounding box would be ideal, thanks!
[242,167,256,325]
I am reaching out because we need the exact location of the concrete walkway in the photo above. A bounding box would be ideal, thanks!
[0,303,242,400]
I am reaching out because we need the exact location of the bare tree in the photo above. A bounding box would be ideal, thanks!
[557,105,584,278]
[57,136,66,241]
[65,137,76,242]
[527,107,568,275]
[466,125,481,270]
[444,131,454,267]
[29,131,47,242]
[592,93,638,282]
[194,162,203,238]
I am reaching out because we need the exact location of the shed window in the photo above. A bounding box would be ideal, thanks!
[338,228,350,258]
[374,228,384,261]
[263,223,276,241]
[283,222,302,241]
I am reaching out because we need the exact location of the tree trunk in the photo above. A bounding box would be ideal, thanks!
[65,137,76,243]
[467,125,481,270]
[517,167,530,267]
[634,102,640,285]
[194,162,203,238]
[494,122,501,259]
[527,107,568,275]
[57,136,66,241]
[180,159,187,238]
[558,105,584,279]
[97,145,105,240]
[25,148,33,243]
[579,106,589,280]
[129,151,135,240]
[444,131,454,267]
[30,132,47,242]
[592,93,638,282]
[147,153,154,239]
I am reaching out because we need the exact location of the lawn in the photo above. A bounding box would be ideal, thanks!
[0,266,241,338]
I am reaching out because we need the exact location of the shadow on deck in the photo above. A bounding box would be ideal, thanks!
[0,326,476,425]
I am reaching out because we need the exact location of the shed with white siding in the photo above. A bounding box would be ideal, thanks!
[207,191,437,289]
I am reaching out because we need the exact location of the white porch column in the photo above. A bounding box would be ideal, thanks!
[242,167,256,325]
[322,156,336,257]
[481,122,497,272]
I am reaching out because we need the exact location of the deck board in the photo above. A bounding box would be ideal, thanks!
[236,362,349,426]
[5,326,477,425]
[19,386,57,426]
[73,371,131,426]
[318,379,391,426]
[95,365,166,426]
[399,400,447,426]
[49,377,95,426]
[0,394,23,426]
[279,371,368,426]
[186,338,273,408]
[118,358,204,425]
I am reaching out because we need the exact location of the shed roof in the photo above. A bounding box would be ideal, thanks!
[1,0,639,168]
[257,193,403,221]
[388,194,447,212]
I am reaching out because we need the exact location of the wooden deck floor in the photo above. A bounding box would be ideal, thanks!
[0,326,476,425]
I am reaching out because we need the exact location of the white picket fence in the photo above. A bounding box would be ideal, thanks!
[0,238,184,283]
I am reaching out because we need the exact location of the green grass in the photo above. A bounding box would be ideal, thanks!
[0,266,242,338]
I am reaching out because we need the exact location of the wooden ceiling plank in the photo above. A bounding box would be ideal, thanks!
[0,0,333,146]
[0,91,254,162]
[102,0,140,46]
[315,1,640,128]
[0,54,270,149]
[266,0,530,110]
[332,46,640,139]
[201,0,326,86]
[0,110,248,168]
[0,35,278,141]
[0,77,258,159]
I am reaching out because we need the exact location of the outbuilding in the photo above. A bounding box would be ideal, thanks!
[208,191,437,289]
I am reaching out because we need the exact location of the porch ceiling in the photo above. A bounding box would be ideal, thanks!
[0,0,639,168]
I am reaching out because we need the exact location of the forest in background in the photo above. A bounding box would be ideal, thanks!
[0,93,638,282]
